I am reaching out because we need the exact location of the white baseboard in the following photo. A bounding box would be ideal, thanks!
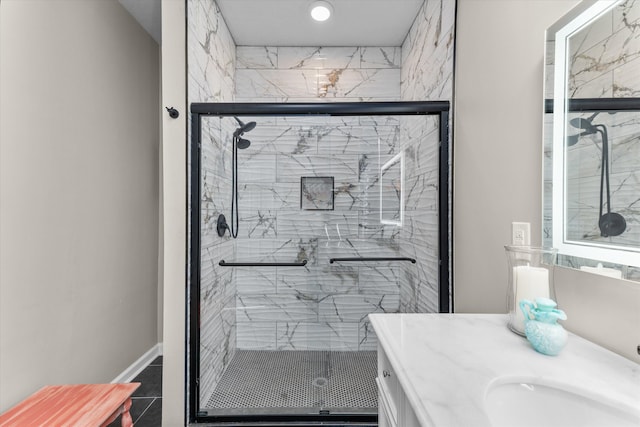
[112,342,163,383]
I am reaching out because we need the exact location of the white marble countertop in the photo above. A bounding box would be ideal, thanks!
[369,313,640,427]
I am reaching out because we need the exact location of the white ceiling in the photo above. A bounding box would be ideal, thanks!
[119,0,161,43]
[216,0,424,46]
[119,0,425,47]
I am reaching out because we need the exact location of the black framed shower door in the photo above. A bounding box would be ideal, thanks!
[188,101,452,425]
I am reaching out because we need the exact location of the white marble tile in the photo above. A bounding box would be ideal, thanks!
[236,294,319,323]
[401,0,455,101]
[187,0,236,103]
[237,182,300,217]
[319,293,400,323]
[613,55,640,97]
[236,68,401,100]
[570,22,640,92]
[331,181,372,211]
[358,320,378,351]
[276,321,359,351]
[275,270,357,298]
[237,153,277,182]
[358,267,402,294]
[276,154,359,183]
[569,70,614,98]
[277,211,360,239]
[245,123,318,154]
[235,267,277,294]
[236,46,278,69]
[357,211,402,240]
[318,238,402,266]
[405,177,438,213]
[613,0,640,28]
[238,212,278,239]
[568,8,614,57]
[360,47,402,69]
[277,47,360,69]
[236,322,277,350]
[190,0,454,358]
[319,69,401,99]
[233,238,318,265]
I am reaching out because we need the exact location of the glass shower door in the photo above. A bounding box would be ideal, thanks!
[191,107,448,423]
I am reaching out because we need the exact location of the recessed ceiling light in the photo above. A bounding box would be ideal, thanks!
[310,1,333,22]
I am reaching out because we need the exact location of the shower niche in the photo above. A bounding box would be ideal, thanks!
[189,102,451,424]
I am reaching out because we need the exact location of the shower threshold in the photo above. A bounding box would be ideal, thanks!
[203,350,377,417]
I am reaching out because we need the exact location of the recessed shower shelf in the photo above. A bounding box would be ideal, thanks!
[218,260,308,267]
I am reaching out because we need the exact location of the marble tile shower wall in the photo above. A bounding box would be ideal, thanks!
[233,46,405,352]
[401,0,455,102]
[399,0,456,313]
[189,0,456,381]
[187,0,237,407]
[235,46,401,102]
[543,0,640,267]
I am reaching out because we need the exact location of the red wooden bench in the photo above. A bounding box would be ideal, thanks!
[0,383,141,427]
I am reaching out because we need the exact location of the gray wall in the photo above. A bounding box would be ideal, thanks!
[454,0,640,363]
[0,0,160,410]
[454,0,580,313]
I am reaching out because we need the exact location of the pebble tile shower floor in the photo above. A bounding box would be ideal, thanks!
[205,350,378,415]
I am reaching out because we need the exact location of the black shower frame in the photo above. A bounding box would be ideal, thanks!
[189,101,451,425]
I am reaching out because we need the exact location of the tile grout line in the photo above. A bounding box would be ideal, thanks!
[133,397,156,424]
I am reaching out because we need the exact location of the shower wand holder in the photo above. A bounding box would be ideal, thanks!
[217,214,229,237]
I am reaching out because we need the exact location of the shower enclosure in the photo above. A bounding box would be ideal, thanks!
[189,101,451,424]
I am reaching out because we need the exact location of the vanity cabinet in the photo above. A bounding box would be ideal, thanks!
[376,343,421,427]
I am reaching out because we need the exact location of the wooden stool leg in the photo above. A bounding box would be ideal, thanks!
[120,398,134,427]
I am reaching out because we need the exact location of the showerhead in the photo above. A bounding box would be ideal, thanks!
[599,212,626,237]
[233,117,257,137]
[566,115,599,146]
[237,137,251,149]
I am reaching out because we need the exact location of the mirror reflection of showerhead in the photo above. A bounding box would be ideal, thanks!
[567,114,600,146]
[233,117,257,137]
[599,212,626,237]
[569,117,597,135]
[237,137,251,149]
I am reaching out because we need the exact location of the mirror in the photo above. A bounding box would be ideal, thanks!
[544,0,640,276]
[380,151,404,226]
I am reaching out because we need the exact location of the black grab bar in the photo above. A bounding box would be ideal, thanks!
[219,260,308,267]
[329,257,416,264]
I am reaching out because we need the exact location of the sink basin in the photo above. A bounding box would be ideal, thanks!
[485,378,640,427]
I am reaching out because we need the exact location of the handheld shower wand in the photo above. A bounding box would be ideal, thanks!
[218,117,257,238]
[568,116,626,238]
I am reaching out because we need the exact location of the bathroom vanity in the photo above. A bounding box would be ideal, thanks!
[369,314,640,427]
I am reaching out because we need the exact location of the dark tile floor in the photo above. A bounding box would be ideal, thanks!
[108,356,162,426]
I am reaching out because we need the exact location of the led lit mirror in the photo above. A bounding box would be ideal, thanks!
[544,0,640,276]
[380,151,404,226]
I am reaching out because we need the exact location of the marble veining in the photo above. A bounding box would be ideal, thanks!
[370,314,640,427]
[192,2,455,357]
[188,0,238,406]
[569,0,640,98]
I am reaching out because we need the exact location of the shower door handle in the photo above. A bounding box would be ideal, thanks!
[329,257,416,264]
[218,260,308,267]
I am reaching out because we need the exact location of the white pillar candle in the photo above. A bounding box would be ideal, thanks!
[513,265,550,332]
